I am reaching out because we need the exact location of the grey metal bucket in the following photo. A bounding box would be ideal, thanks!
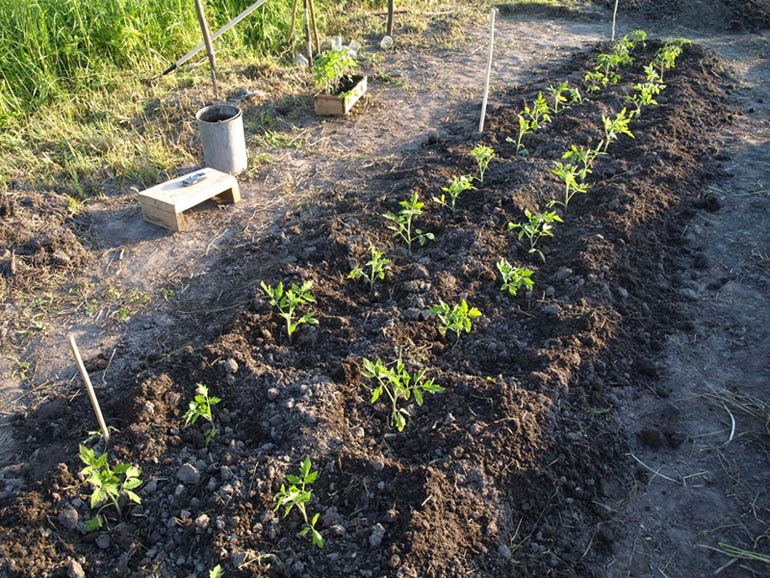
[196,103,248,175]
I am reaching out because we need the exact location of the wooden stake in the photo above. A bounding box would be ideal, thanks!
[195,0,219,100]
[478,8,496,134]
[303,0,313,61]
[69,335,110,443]
[387,0,394,36]
[611,0,619,41]
[307,0,320,56]
[288,0,299,44]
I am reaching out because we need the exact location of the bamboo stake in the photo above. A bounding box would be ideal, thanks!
[195,0,219,100]
[307,0,320,56]
[611,0,619,41]
[478,8,496,134]
[69,335,110,443]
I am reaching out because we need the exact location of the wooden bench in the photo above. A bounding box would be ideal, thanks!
[137,167,240,232]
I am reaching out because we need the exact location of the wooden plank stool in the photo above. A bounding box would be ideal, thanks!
[137,167,240,232]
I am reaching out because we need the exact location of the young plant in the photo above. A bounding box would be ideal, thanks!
[183,383,221,447]
[470,144,495,183]
[655,39,690,80]
[260,280,318,340]
[547,80,569,114]
[362,356,444,431]
[507,114,532,155]
[626,30,647,50]
[312,47,357,94]
[383,192,434,253]
[551,161,590,211]
[523,92,552,130]
[596,53,621,85]
[274,456,324,548]
[433,174,475,214]
[427,299,481,342]
[568,87,585,105]
[79,444,142,531]
[348,244,391,294]
[627,80,664,118]
[508,208,563,262]
[561,144,604,183]
[584,69,608,93]
[497,258,534,296]
[601,108,635,152]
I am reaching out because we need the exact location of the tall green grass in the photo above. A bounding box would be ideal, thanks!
[0,0,324,124]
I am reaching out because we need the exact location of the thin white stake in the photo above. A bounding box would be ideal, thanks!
[478,8,496,134]
[69,335,110,442]
[611,0,619,41]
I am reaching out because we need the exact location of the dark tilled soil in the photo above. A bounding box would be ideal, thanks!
[622,0,770,31]
[0,39,742,577]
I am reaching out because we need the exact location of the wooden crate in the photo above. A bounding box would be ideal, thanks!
[137,168,240,232]
[314,75,367,116]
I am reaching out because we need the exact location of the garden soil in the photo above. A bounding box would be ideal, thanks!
[1,3,769,578]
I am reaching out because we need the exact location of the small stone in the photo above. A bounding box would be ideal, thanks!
[470,423,483,435]
[389,554,401,568]
[545,286,555,297]
[404,308,421,321]
[65,559,85,578]
[52,250,71,265]
[96,533,110,549]
[267,388,279,400]
[176,463,200,485]
[220,465,233,480]
[58,508,79,531]
[498,544,512,560]
[679,288,698,301]
[224,359,239,374]
[330,523,346,536]
[372,460,384,472]
[369,523,386,547]
[617,287,629,299]
[543,304,561,315]
[352,426,365,438]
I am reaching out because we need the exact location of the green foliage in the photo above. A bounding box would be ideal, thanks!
[551,161,589,211]
[601,108,635,152]
[626,30,647,50]
[496,258,534,296]
[522,92,552,130]
[79,444,142,532]
[383,192,434,253]
[627,67,666,118]
[511,114,532,155]
[209,566,224,578]
[348,244,391,294]
[561,144,604,183]
[655,38,691,80]
[568,87,584,105]
[427,299,481,341]
[508,208,563,262]
[547,80,570,114]
[260,280,318,340]
[362,356,444,431]
[313,47,357,94]
[470,144,495,183]
[182,383,221,447]
[274,456,323,549]
[433,174,476,214]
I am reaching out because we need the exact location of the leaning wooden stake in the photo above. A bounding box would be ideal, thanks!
[611,0,619,41]
[387,0,394,36]
[307,0,320,56]
[288,0,299,43]
[69,335,110,443]
[195,0,219,100]
[478,8,496,134]
[302,0,313,61]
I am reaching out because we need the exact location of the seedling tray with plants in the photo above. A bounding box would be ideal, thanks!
[0,39,737,577]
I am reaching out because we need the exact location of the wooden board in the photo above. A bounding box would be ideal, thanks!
[137,168,240,232]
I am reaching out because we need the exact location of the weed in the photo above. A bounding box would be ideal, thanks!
[362,356,444,431]
[260,281,318,341]
[470,144,495,183]
[601,108,635,152]
[348,244,392,294]
[551,161,589,211]
[182,383,221,447]
[383,192,434,253]
[274,456,323,548]
[79,444,142,531]
[497,258,534,296]
[508,208,563,262]
[433,174,476,214]
[428,299,481,341]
